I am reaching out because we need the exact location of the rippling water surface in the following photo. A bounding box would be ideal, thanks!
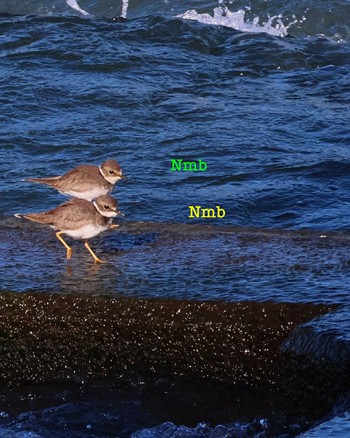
[1,0,350,436]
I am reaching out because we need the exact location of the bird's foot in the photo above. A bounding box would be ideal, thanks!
[94,258,108,264]
[109,224,120,229]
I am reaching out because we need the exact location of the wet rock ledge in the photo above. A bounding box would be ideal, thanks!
[0,291,334,386]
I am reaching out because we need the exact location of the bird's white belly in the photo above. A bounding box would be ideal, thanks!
[63,224,108,240]
[59,187,109,201]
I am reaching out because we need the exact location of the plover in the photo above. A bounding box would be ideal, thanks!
[25,159,125,201]
[15,194,124,263]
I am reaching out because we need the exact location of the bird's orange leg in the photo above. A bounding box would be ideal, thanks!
[84,241,107,263]
[55,231,73,259]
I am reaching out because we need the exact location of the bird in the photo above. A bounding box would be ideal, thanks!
[25,159,125,201]
[15,195,124,263]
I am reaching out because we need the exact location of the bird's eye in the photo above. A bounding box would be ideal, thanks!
[108,170,115,175]
[104,205,110,210]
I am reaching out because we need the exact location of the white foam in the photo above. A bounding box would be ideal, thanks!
[178,6,290,38]
[66,0,89,16]
[121,0,129,18]
[66,0,128,18]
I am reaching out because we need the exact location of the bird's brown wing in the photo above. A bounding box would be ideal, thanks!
[26,164,101,191]
[18,198,97,230]
[48,198,99,230]
[55,165,103,192]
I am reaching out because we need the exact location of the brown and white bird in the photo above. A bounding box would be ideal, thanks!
[25,159,125,201]
[15,195,124,263]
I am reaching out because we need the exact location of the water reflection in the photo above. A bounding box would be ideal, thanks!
[2,220,350,306]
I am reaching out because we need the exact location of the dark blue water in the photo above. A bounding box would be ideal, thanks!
[1,0,350,436]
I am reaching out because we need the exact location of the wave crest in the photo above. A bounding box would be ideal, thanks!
[178,6,291,37]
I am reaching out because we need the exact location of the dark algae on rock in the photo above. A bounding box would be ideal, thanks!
[0,293,348,435]
[0,292,334,385]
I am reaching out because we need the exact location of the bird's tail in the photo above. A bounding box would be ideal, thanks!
[14,212,54,225]
[24,176,61,186]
